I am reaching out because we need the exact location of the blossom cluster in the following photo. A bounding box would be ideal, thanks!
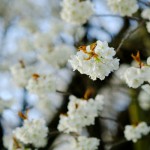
[60,0,93,25]
[13,118,48,148]
[122,56,150,88]
[10,62,34,87]
[58,94,104,133]
[38,44,75,68]
[69,40,119,80]
[124,122,150,142]
[26,73,56,96]
[141,8,150,33]
[107,0,138,16]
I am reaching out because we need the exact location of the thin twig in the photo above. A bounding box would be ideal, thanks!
[139,0,150,6]
[99,115,118,122]
[56,90,71,95]
[108,139,127,150]
[94,14,140,21]
[116,21,145,53]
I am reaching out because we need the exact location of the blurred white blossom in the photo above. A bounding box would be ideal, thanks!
[107,0,138,16]
[115,64,129,80]
[35,96,57,123]
[142,84,150,94]
[26,73,56,96]
[13,118,48,148]
[3,133,29,150]
[49,19,86,43]
[60,0,94,25]
[138,84,150,110]
[141,8,150,20]
[39,44,75,68]
[34,32,53,51]
[73,136,99,150]
[53,134,99,150]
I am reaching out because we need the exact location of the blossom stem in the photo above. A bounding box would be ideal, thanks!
[48,130,60,136]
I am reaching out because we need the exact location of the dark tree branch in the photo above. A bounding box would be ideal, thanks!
[94,14,141,21]
[116,20,145,53]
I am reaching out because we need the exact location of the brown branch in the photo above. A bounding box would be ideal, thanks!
[116,21,145,53]
[94,14,141,21]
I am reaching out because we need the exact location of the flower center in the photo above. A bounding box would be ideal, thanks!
[78,42,100,60]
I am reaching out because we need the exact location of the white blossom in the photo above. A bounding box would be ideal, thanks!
[124,122,150,142]
[35,96,57,122]
[146,22,150,33]
[147,57,150,65]
[53,134,99,150]
[34,32,53,51]
[138,90,150,110]
[138,84,150,110]
[69,40,119,80]
[141,8,150,20]
[107,0,138,16]
[3,133,30,150]
[26,74,56,95]
[10,62,34,87]
[73,136,100,150]
[122,56,150,88]
[123,67,144,88]
[39,44,75,68]
[19,18,38,33]
[115,64,129,80]
[18,37,35,52]
[58,94,104,133]
[13,119,48,148]
[60,0,94,25]
[49,18,86,42]
[142,84,150,94]
[3,133,13,150]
